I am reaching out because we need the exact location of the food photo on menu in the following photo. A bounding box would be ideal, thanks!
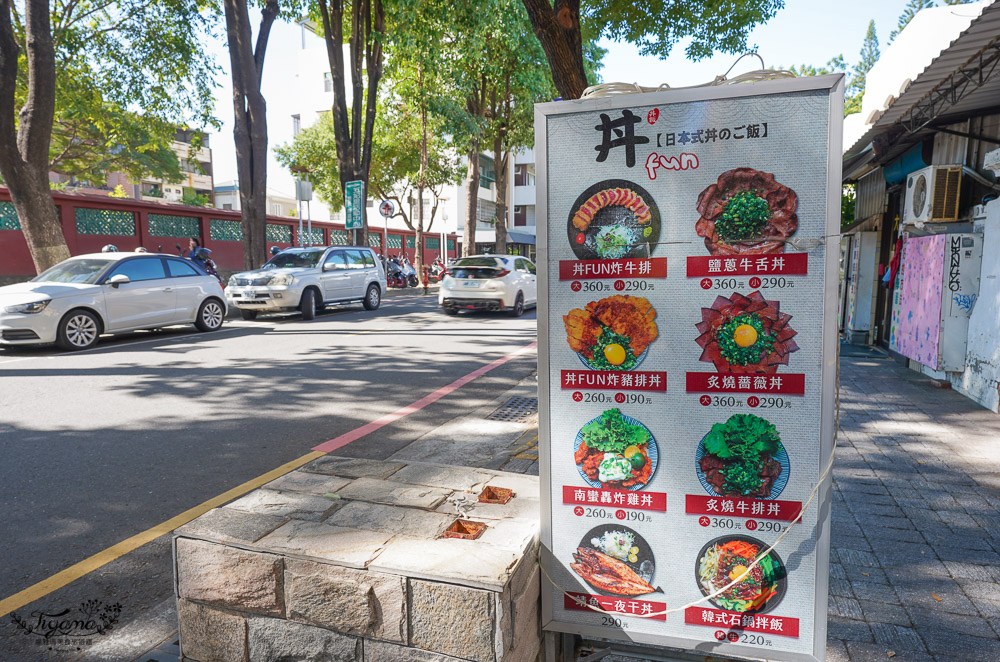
[696,290,798,374]
[564,295,659,371]
[695,167,799,255]
[572,525,661,597]
[573,408,657,490]
[568,179,660,259]
[694,413,789,500]
[696,535,787,614]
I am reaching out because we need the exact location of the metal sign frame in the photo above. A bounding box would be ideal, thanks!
[535,74,844,662]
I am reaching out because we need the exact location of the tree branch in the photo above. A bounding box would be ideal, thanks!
[253,0,279,80]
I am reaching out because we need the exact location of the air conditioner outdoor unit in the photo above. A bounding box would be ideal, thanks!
[904,165,962,225]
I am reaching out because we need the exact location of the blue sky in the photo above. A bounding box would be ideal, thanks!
[210,1,912,194]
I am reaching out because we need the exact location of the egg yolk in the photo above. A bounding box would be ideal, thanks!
[729,565,749,581]
[733,324,758,348]
[603,343,627,365]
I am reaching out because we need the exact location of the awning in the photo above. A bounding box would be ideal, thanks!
[473,230,536,245]
[845,0,1000,162]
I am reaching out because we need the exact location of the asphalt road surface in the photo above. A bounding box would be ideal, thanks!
[0,294,537,660]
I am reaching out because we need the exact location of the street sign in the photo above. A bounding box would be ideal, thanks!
[536,75,844,662]
[345,180,365,229]
[379,199,396,218]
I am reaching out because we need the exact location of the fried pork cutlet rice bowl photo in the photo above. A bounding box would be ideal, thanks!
[563,295,659,371]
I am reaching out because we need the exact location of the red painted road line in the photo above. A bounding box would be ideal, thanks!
[312,341,538,454]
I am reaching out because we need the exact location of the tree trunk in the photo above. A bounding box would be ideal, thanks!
[414,70,428,278]
[462,145,480,257]
[223,0,277,270]
[317,0,382,250]
[521,0,587,100]
[0,0,70,272]
[493,137,509,255]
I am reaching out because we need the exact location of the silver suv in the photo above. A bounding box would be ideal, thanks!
[226,246,387,321]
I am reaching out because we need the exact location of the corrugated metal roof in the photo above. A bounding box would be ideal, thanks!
[845,0,1000,157]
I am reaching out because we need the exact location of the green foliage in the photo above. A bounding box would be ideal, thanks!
[847,20,879,114]
[274,114,345,211]
[889,0,935,43]
[842,184,857,230]
[583,0,784,62]
[181,190,211,208]
[109,185,129,199]
[580,409,650,454]
[9,0,219,185]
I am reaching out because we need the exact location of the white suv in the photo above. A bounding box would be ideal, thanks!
[226,246,387,321]
[439,255,537,317]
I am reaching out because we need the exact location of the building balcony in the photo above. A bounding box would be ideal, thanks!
[513,184,536,207]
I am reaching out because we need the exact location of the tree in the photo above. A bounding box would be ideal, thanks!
[0,0,63,272]
[1,0,219,272]
[889,0,934,43]
[484,14,556,254]
[315,0,386,248]
[847,20,878,116]
[521,0,785,100]
[223,0,293,269]
[274,114,345,211]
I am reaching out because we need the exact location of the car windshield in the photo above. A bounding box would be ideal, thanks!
[33,258,114,284]
[261,249,325,270]
[449,257,504,279]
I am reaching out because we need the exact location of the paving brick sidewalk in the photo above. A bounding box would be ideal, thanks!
[829,354,1000,662]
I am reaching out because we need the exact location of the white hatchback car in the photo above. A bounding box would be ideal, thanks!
[439,255,537,316]
[0,253,227,351]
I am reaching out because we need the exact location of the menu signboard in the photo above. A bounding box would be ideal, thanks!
[536,75,843,662]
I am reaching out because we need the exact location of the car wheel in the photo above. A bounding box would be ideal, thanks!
[56,309,101,351]
[300,288,317,321]
[363,284,381,311]
[240,309,258,321]
[442,306,458,316]
[509,292,525,317]
[195,299,225,332]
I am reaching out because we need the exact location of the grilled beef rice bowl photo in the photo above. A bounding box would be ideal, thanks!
[695,167,798,255]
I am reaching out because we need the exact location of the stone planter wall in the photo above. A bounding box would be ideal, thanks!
[173,457,541,662]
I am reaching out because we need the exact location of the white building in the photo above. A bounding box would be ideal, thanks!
[213,180,298,217]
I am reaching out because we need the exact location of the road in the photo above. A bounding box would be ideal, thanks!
[0,294,537,660]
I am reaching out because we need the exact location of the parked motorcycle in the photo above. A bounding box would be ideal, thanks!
[385,260,406,288]
[428,258,446,282]
[400,259,419,288]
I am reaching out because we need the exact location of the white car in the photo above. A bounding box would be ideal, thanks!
[0,253,227,351]
[439,255,537,316]
[226,246,387,320]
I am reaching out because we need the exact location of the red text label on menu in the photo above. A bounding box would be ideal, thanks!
[686,372,805,395]
[565,592,666,621]
[686,495,802,521]
[560,258,667,280]
[562,370,667,392]
[685,607,799,637]
[564,486,666,512]
[686,253,807,277]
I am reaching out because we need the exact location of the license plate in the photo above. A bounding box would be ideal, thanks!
[462,280,480,288]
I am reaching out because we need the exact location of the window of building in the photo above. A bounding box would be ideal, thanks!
[425,236,440,250]
[476,198,497,223]
[514,164,528,187]
[222,203,232,210]
[406,235,415,248]
[323,72,332,93]
[514,205,527,227]
[387,234,402,249]
[479,155,495,189]
[292,114,301,136]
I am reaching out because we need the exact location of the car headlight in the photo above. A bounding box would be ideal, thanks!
[227,275,238,287]
[268,274,294,286]
[4,300,50,314]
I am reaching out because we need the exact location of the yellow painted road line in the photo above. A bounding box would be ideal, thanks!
[0,450,325,619]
